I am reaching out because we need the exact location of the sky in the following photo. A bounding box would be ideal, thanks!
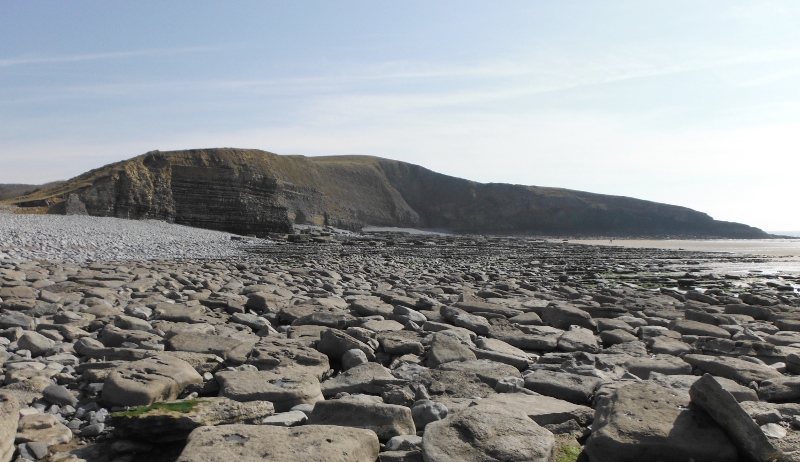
[1,1,800,231]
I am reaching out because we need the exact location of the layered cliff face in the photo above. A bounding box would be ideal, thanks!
[10,148,769,238]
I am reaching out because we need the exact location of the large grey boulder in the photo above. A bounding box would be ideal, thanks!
[111,397,274,442]
[307,398,415,441]
[584,382,737,462]
[422,402,555,462]
[102,354,203,407]
[177,424,380,462]
[690,374,781,462]
[217,370,324,412]
[0,392,19,462]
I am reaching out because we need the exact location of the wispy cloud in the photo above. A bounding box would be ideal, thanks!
[0,46,215,68]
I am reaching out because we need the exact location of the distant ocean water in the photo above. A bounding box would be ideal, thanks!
[570,236,800,275]
[770,231,800,237]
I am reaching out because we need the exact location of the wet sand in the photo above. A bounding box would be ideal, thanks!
[569,238,800,275]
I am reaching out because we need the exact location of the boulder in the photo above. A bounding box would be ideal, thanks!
[316,329,376,362]
[585,382,737,462]
[102,355,203,407]
[557,326,600,353]
[42,384,78,407]
[111,397,274,442]
[320,362,402,397]
[0,392,19,462]
[440,306,490,335]
[422,402,555,462]
[217,370,324,412]
[690,374,781,462]
[471,337,531,370]
[758,376,800,402]
[177,424,380,462]
[541,304,595,330]
[15,413,72,447]
[166,332,254,365]
[682,354,783,384]
[623,354,692,379]
[524,370,601,404]
[427,331,476,368]
[245,337,330,379]
[17,331,55,357]
[411,399,448,429]
[308,398,416,441]
[468,393,594,427]
[649,373,758,402]
[436,359,521,388]
[670,320,731,339]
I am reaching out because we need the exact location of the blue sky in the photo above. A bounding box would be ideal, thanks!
[2,1,799,231]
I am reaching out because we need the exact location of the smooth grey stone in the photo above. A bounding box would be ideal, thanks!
[43,384,77,407]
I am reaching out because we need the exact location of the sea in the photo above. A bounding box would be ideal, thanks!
[570,232,800,276]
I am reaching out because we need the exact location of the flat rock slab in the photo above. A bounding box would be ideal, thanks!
[758,376,800,402]
[320,362,402,397]
[111,397,275,442]
[102,354,203,407]
[623,354,692,379]
[436,359,521,388]
[167,332,254,365]
[391,366,497,403]
[542,304,595,331]
[246,337,330,380]
[682,354,784,384]
[0,391,19,462]
[308,398,416,441]
[177,424,379,462]
[470,393,594,426]
[422,402,555,462]
[15,413,72,447]
[584,382,737,462]
[316,329,376,361]
[524,370,601,405]
[217,370,323,412]
[427,332,476,368]
[671,319,731,338]
[649,373,758,402]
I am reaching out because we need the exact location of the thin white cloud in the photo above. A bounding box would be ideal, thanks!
[0,46,215,68]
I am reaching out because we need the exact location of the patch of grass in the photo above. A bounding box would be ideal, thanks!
[555,444,582,462]
[112,399,202,418]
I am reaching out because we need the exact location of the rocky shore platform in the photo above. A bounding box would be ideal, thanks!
[1,220,800,461]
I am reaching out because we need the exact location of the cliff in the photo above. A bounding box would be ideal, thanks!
[8,148,769,238]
